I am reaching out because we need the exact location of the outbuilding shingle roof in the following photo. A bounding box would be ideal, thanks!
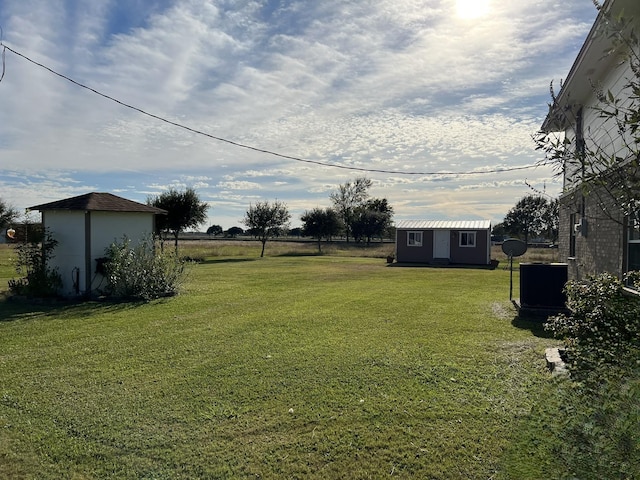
[28,192,167,214]
[395,220,491,230]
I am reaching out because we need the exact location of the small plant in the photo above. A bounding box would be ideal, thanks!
[8,229,62,298]
[103,235,188,301]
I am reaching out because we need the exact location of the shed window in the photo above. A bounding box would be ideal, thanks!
[459,231,476,247]
[407,231,423,247]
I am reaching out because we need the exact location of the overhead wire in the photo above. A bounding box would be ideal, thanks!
[0,46,5,84]
[0,27,5,83]
[0,41,550,177]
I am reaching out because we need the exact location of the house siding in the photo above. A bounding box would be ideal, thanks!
[561,72,631,191]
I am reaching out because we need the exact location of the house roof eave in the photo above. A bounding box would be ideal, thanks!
[541,0,639,132]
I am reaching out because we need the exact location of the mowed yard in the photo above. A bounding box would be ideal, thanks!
[0,242,559,479]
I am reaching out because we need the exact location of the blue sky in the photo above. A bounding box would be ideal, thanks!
[0,0,596,229]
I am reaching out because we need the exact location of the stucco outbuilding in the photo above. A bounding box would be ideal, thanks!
[28,192,166,297]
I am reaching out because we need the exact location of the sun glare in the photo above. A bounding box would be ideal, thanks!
[456,0,490,20]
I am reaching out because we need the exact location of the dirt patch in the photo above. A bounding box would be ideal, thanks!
[491,301,515,320]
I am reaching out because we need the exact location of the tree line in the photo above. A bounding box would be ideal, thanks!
[143,178,393,257]
[2,188,557,255]
[240,177,393,256]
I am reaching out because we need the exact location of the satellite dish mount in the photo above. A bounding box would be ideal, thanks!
[501,239,528,301]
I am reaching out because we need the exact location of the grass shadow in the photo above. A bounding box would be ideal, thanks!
[390,262,499,270]
[198,257,259,265]
[511,314,555,339]
[510,301,558,339]
[0,296,148,323]
[276,252,322,257]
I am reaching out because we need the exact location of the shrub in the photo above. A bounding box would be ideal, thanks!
[8,229,62,298]
[544,272,640,479]
[103,235,188,301]
[545,272,640,382]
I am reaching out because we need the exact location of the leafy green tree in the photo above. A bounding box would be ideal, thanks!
[351,198,394,245]
[330,177,372,242]
[301,207,343,253]
[289,227,303,237]
[542,198,559,243]
[225,226,244,238]
[0,198,18,232]
[207,225,223,236]
[491,222,507,239]
[242,200,291,257]
[147,187,209,253]
[503,195,550,243]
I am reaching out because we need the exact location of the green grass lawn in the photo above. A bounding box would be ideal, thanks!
[0,244,559,479]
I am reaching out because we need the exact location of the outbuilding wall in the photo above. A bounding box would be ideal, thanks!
[43,210,86,296]
[396,228,490,265]
[395,229,434,263]
[449,229,490,265]
[44,210,156,297]
[89,211,156,293]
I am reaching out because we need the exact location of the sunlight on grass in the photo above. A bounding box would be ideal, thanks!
[0,245,559,478]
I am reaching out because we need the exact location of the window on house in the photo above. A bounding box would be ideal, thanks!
[459,231,476,247]
[407,231,423,247]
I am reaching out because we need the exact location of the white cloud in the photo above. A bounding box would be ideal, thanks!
[217,180,262,190]
[0,0,597,228]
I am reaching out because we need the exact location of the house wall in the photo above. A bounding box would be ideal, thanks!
[557,39,633,279]
[559,188,625,281]
[43,210,156,297]
[548,0,640,280]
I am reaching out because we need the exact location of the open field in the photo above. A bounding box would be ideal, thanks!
[173,238,396,260]
[0,244,561,478]
[148,237,559,265]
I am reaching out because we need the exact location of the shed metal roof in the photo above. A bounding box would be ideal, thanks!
[28,192,167,214]
[395,220,491,230]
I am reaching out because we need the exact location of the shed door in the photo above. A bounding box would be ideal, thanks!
[433,230,450,258]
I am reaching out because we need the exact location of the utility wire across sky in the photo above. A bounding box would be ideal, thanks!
[1,41,546,177]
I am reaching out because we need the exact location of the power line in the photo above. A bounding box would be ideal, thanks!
[0,42,549,176]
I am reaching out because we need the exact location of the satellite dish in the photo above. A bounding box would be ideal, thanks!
[502,239,527,257]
